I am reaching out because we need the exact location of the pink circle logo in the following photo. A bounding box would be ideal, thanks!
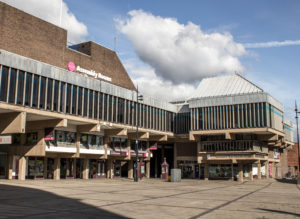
[68,61,75,72]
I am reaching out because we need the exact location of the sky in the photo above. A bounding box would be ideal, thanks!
[2,0,300,126]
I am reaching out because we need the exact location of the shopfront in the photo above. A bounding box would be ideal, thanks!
[208,164,238,180]
[60,158,75,179]
[27,157,44,179]
[0,152,7,179]
[177,160,199,179]
[89,159,106,178]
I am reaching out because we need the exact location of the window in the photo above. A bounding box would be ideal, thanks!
[94,91,98,119]
[66,84,71,113]
[71,85,77,115]
[89,90,93,118]
[60,82,65,112]
[103,94,107,120]
[24,73,32,106]
[118,98,124,123]
[32,75,39,108]
[39,77,46,108]
[53,80,59,111]
[46,78,53,110]
[78,87,82,115]
[8,68,17,104]
[0,66,9,102]
[108,95,112,121]
[83,88,88,117]
[16,70,25,105]
[99,93,103,120]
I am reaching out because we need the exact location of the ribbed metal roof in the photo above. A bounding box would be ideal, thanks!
[190,74,263,99]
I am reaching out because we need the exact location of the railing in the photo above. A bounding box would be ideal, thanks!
[200,140,266,152]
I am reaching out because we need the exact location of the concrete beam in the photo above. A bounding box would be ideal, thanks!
[27,119,67,131]
[149,134,168,142]
[128,132,149,140]
[225,132,236,140]
[104,128,127,136]
[0,112,26,134]
[257,134,278,141]
[77,124,100,133]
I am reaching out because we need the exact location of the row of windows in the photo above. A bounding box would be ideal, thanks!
[190,103,269,130]
[0,65,174,132]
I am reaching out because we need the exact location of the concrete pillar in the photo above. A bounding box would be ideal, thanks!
[83,158,89,179]
[204,163,209,181]
[18,156,26,180]
[7,155,13,180]
[249,164,253,181]
[106,159,113,179]
[257,162,261,179]
[238,163,243,182]
[73,158,76,178]
[231,163,234,181]
[128,160,133,179]
[66,159,70,177]
[53,157,60,180]
[146,161,150,178]
[43,157,48,179]
[265,161,269,179]
[174,142,177,168]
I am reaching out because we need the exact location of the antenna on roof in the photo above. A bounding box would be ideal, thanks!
[114,36,117,52]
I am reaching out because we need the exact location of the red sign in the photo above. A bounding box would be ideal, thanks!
[68,61,76,72]
[149,143,158,150]
[0,135,12,144]
[44,128,54,141]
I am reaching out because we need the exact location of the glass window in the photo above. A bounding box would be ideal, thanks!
[66,84,71,113]
[32,75,39,108]
[113,97,117,122]
[103,94,107,120]
[83,88,88,117]
[53,80,59,111]
[118,98,124,123]
[78,87,82,115]
[99,93,103,120]
[24,73,32,106]
[46,78,53,110]
[89,90,93,118]
[0,66,9,102]
[8,68,17,104]
[26,132,38,145]
[94,91,98,119]
[72,85,77,115]
[60,82,65,112]
[39,77,46,108]
[16,70,25,105]
[108,95,112,121]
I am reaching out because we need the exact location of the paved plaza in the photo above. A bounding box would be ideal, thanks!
[0,178,299,219]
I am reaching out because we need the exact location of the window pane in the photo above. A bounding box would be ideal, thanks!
[89,90,93,118]
[32,75,39,108]
[8,68,17,103]
[0,66,9,102]
[103,94,107,120]
[24,73,32,106]
[66,84,71,113]
[53,80,59,111]
[78,87,82,115]
[94,92,98,119]
[39,77,46,108]
[99,93,103,120]
[17,70,25,105]
[47,78,53,110]
[60,82,65,112]
[83,88,88,117]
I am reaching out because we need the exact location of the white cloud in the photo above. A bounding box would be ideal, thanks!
[244,40,300,48]
[1,0,88,43]
[116,10,246,84]
[124,62,197,101]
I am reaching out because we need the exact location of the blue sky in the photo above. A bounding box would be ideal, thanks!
[2,0,300,122]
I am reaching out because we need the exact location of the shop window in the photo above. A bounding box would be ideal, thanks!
[83,88,88,117]
[26,132,38,145]
[89,90,93,118]
[16,70,25,105]
[55,130,65,146]
[24,73,32,106]
[78,87,82,115]
[66,84,71,113]
[94,92,98,119]
[39,76,46,108]
[46,78,53,110]
[27,157,44,179]
[60,82,65,112]
[65,132,76,146]
[0,66,9,102]
[72,85,77,115]
[8,68,17,104]
[32,75,39,108]
[53,80,59,111]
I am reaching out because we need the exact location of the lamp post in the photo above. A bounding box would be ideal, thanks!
[135,87,143,182]
[295,101,300,179]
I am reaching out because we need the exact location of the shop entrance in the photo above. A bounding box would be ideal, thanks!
[89,159,106,178]
[150,144,174,178]
[27,157,44,179]
[60,158,75,179]
[47,158,54,179]
[0,153,7,179]
[76,159,84,179]
[121,161,128,178]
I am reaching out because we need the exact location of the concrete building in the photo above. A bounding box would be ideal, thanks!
[0,2,294,181]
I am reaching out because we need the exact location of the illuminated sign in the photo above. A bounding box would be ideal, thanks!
[0,135,12,144]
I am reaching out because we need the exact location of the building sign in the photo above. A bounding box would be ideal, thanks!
[44,128,54,141]
[67,62,112,82]
[0,135,12,144]
[149,143,158,150]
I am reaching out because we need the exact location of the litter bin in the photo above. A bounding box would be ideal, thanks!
[171,169,181,182]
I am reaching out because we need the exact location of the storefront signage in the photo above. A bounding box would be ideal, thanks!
[44,128,54,141]
[0,135,12,144]
[149,143,158,150]
[68,61,112,82]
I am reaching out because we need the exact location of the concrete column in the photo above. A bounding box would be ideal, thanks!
[53,157,60,180]
[106,159,113,179]
[249,164,253,181]
[257,162,262,179]
[173,142,177,168]
[73,159,76,178]
[265,161,269,179]
[146,161,150,178]
[43,157,48,179]
[238,163,243,182]
[7,155,13,180]
[128,160,133,179]
[204,163,209,181]
[83,158,89,179]
[66,159,70,177]
[231,163,234,181]
[18,156,26,180]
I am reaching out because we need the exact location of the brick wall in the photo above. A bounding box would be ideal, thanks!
[0,2,136,90]
[287,143,299,173]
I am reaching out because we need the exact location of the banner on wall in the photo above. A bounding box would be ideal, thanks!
[44,128,54,141]
[0,135,12,144]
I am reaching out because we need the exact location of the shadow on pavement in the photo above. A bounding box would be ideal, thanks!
[257,208,300,217]
[275,178,297,184]
[0,183,128,218]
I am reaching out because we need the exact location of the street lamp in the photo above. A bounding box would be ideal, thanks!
[295,101,300,178]
[134,87,143,182]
